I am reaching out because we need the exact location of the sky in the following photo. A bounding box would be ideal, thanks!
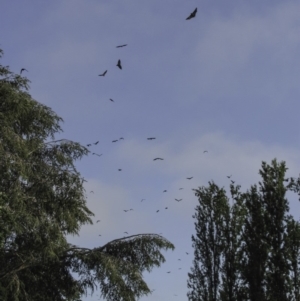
[1,0,300,300]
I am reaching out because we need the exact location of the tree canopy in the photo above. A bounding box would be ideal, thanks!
[0,48,174,301]
[187,159,300,301]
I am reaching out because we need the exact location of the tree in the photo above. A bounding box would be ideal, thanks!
[218,184,248,301]
[237,184,269,301]
[0,48,174,301]
[187,182,229,301]
[284,216,300,301]
[250,160,291,301]
[187,159,300,301]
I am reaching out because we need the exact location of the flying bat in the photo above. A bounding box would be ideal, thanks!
[118,169,122,171]
[227,175,232,178]
[110,98,114,102]
[186,8,197,20]
[20,68,28,74]
[175,199,182,202]
[141,199,145,202]
[124,231,128,234]
[112,140,118,142]
[90,191,94,193]
[116,59,122,69]
[94,141,99,145]
[163,190,167,193]
[203,150,208,153]
[156,210,159,213]
[98,70,107,76]
[167,271,171,273]
[147,137,156,140]
[179,188,183,190]
[96,220,101,223]
[87,144,91,147]
[119,137,124,140]
[186,177,193,180]
[116,44,127,48]
[153,158,164,161]
[124,210,129,212]
[165,207,168,209]
[186,252,189,255]
[231,180,235,184]
[92,153,102,157]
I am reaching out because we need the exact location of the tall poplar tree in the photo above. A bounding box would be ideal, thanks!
[218,184,248,301]
[188,159,300,301]
[0,49,174,301]
[259,160,291,301]
[187,182,229,301]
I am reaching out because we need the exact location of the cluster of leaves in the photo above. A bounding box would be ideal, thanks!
[187,159,300,301]
[0,49,174,301]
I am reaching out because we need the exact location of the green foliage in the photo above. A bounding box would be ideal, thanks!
[187,159,300,301]
[187,183,229,301]
[0,49,174,301]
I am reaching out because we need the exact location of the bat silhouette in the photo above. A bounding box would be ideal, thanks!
[186,177,193,180]
[87,144,91,147]
[119,137,124,140]
[94,141,99,145]
[141,199,145,202]
[153,158,164,161]
[163,190,167,193]
[147,137,156,140]
[203,150,208,153]
[92,153,102,157]
[116,59,122,69]
[112,140,118,142]
[124,210,129,212]
[227,175,232,178]
[118,169,122,171]
[175,199,182,202]
[186,252,189,255]
[96,220,101,223]
[124,231,128,234]
[116,44,127,48]
[179,188,183,190]
[186,8,197,20]
[165,207,168,209]
[20,68,28,74]
[99,234,101,236]
[167,271,171,273]
[98,70,107,76]
[156,210,159,213]
[231,180,235,184]
[110,98,114,102]
[90,191,94,193]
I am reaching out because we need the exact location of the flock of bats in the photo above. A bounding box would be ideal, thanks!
[85,5,237,266]
[97,7,198,83]
[16,6,236,293]
[86,8,237,284]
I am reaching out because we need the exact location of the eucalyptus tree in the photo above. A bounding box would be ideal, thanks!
[0,49,174,301]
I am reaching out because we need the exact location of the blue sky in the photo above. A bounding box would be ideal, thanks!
[1,0,300,300]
